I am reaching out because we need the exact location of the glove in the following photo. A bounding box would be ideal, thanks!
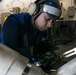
[33,38,60,56]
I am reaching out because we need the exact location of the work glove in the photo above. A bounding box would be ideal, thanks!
[33,37,61,56]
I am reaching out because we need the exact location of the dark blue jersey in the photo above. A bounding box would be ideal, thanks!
[2,13,48,61]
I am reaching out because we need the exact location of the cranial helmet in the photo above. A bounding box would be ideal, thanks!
[28,0,62,20]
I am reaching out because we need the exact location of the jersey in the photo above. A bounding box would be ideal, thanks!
[2,13,48,61]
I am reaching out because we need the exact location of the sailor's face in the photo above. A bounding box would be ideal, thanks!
[35,13,54,31]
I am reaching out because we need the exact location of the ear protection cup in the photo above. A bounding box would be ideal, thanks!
[27,3,37,15]
[27,1,44,16]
